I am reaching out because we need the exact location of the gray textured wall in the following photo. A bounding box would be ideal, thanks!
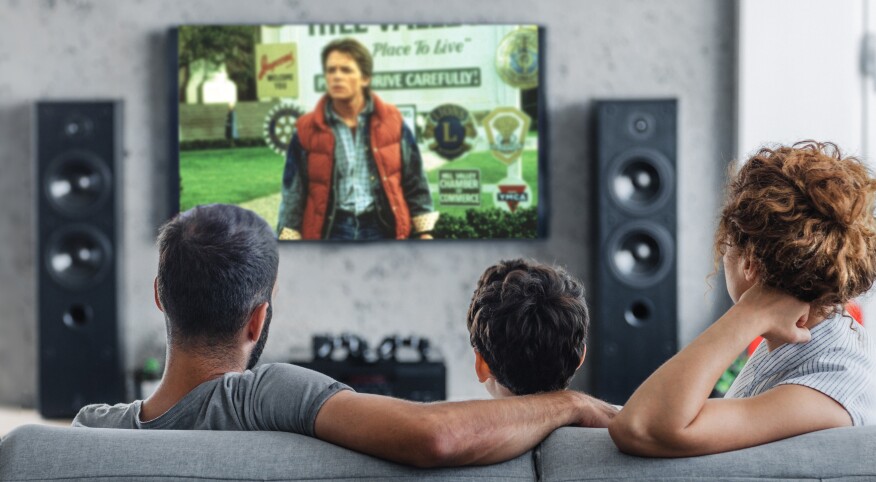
[0,0,734,406]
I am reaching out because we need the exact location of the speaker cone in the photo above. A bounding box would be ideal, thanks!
[45,225,113,290]
[606,221,674,288]
[44,150,111,216]
[607,148,673,215]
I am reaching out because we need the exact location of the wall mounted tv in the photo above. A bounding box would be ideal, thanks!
[170,24,545,241]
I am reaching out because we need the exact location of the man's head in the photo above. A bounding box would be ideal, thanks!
[321,38,373,102]
[156,204,279,369]
[466,259,589,396]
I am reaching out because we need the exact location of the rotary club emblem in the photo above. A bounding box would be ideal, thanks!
[263,102,304,156]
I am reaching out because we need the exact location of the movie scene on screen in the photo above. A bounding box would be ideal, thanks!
[172,23,545,241]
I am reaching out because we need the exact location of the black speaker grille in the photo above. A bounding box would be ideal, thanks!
[593,99,677,405]
[36,100,125,418]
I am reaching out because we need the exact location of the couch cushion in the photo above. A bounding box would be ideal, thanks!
[0,424,535,481]
[537,426,876,481]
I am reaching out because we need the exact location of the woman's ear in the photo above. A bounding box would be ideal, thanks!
[742,255,760,282]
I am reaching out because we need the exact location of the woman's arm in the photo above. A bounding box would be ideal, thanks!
[608,284,851,457]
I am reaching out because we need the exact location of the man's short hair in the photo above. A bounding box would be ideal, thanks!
[466,259,589,395]
[157,204,279,350]
[321,37,373,97]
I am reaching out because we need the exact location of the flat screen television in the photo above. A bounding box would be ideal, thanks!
[169,23,546,240]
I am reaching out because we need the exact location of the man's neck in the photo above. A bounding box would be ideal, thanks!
[331,94,367,127]
[140,348,245,422]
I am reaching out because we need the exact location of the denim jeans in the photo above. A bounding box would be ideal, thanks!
[328,210,389,240]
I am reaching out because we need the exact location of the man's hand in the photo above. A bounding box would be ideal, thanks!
[569,392,619,428]
[418,233,433,240]
[736,283,811,344]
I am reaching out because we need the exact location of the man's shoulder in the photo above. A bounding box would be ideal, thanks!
[246,362,329,383]
[72,401,140,429]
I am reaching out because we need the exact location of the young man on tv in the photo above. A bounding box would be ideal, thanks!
[276,38,437,241]
[467,259,589,397]
[74,204,617,467]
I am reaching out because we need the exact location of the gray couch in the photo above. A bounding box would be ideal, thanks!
[1,424,874,481]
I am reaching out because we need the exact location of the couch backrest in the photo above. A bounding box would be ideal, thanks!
[537,426,876,481]
[0,424,535,481]
[2,424,875,481]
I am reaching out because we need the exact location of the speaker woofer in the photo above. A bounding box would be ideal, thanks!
[45,225,113,290]
[44,150,112,216]
[607,148,673,215]
[606,221,674,288]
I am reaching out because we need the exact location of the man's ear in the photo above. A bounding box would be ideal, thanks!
[153,277,164,312]
[577,345,587,370]
[245,302,269,343]
[474,350,493,383]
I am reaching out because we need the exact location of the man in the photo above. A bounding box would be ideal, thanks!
[74,204,617,468]
[467,259,589,398]
[277,38,436,240]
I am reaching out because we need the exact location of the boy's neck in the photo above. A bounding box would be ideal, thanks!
[485,379,515,399]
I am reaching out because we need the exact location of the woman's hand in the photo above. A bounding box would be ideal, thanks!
[736,283,811,345]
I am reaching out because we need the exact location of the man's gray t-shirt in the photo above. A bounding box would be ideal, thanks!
[72,363,350,436]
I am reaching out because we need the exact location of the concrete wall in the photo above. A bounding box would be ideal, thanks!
[0,0,734,406]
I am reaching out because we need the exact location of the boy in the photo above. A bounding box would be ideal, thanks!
[467,259,589,397]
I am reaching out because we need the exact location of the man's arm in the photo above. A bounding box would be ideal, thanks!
[399,125,438,237]
[277,132,307,240]
[314,389,617,468]
[608,284,851,457]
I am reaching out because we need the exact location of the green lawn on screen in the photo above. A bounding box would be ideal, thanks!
[179,146,539,226]
[179,147,286,224]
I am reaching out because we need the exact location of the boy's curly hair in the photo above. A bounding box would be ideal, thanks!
[715,141,876,318]
[466,259,589,395]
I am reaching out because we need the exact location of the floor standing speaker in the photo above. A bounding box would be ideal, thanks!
[593,99,677,405]
[35,101,126,418]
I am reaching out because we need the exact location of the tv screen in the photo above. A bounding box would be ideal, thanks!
[170,23,545,240]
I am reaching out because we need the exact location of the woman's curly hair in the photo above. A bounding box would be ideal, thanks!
[715,141,876,319]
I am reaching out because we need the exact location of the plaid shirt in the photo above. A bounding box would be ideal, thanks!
[325,98,377,214]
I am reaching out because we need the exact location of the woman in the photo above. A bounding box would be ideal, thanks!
[609,141,876,456]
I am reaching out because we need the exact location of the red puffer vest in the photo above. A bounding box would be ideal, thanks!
[295,94,411,239]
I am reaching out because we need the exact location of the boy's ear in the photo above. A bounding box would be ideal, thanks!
[577,345,587,370]
[474,350,493,383]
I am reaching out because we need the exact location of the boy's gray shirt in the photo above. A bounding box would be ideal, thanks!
[73,363,350,436]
